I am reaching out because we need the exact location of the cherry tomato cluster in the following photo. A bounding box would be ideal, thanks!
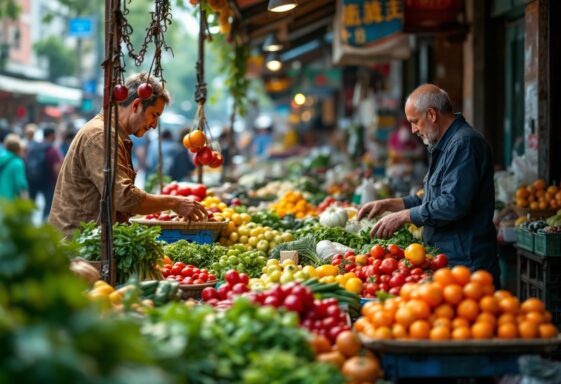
[160,182,207,201]
[332,246,448,298]
[317,196,352,213]
[202,271,351,342]
[162,262,217,285]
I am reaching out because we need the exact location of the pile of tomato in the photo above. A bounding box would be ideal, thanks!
[202,270,351,342]
[162,262,217,285]
[160,182,207,201]
[332,244,448,297]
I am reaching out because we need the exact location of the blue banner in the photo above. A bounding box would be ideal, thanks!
[68,17,94,38]
[341,0,403,47]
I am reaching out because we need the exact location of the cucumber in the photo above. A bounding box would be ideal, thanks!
[139,280,159,294]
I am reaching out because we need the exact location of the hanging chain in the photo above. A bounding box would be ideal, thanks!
[116,0,173,83]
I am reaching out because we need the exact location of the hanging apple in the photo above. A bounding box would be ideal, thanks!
[113,84,128,102]
[137,82,153,99]
[209,151,224,168]
[197,146,214,165]
[192,153,201,167]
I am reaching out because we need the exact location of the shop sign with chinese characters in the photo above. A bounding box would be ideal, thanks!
[341,0,403,47]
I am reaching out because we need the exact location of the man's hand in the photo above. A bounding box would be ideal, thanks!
[369,210,410,239]
[357,198,406,221]
[357,200,388,221]
[173,197,208,221]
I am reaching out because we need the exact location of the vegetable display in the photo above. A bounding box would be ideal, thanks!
[74,222,164,283]
[209,245,268,278]
[163,240,227,269]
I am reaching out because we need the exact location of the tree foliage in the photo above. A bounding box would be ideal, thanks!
[0,0,20,20]
[34,37,77,81]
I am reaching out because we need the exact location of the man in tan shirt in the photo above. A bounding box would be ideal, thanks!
[49,73,206,238]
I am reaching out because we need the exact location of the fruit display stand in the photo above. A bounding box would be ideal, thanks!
[129,218,228,244]
[360,336,561,380]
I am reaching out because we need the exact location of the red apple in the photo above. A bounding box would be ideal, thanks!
[197,146,213,165]
[113,84,128,102]
[209,151,224,168]
[137,83,153,99]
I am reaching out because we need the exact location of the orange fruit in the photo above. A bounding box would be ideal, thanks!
[539,324,559,339]
[476,312,497,327]
[519,320,539,339]
[452,317,470,329]
[395,307,416,328]
[434,303,455,320]
[470,270,494,287]
[409,320,431,339]
[374,326,393,340]
[430,326,451,340]
[433,269,455,287]
[533,179,546,190]
[392,323,408,339]
[186,130,206,149]
[451,266,471,286]
[520,298,545,314]
[544,311,553,323]
[497,323,518,339]
[353,317,370,333]
[471,322,494,339]
[471,322,495,340]
[419,283,443,308]
[372,310,393,328]
[479,296,500,314]
[433,317,452,329]
[481,284,495,296]
[443,284,464,306]
[499,297,520,314]
[361,301,382,317]
[494,290,512,300]
[497,313,516,325]
[407,299,431,320]
[452,326,471,340]
[384,299,400,317]
[526,311,545,325]
[400,283,418,301]
[463,282,484,301]
[457,299,479,322]
[516,187,529,198]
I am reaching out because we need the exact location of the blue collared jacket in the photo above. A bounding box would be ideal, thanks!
[402,114,500,281]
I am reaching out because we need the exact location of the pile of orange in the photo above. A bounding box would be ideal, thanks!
[355,266,558,341]
[515,179,561,210]
[269,191,317,218]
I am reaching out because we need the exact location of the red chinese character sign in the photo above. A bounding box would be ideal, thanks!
[403,0,464,33]
[333,0,410,65]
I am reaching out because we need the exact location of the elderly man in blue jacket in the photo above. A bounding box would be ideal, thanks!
[358,84,500,285]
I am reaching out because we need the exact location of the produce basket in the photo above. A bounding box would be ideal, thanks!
[534,232,561,256]
[513,206,557,220]
[129,217,228,244]
[515,228,534,252]
[178,281,217,300]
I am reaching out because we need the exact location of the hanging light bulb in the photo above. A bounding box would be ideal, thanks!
[267,0,297,13]
[263,33,283,52]
[266,52,282,72]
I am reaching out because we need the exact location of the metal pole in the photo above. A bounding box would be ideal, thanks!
[196,4,206,185]
[100,0,117,285]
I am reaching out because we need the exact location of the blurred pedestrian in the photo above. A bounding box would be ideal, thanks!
[60,129,77,157]
[21,123,38,157]
[25,126,63,220]
[0,134,29,200]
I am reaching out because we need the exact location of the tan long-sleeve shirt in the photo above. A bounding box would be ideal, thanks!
[48,114,146,238]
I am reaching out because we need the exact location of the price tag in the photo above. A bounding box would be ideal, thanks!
[280,251,298,264]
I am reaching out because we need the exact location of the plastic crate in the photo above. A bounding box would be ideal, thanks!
[518,249,561,328]
[516,228,535,252]
[534,233,561,256]
[159,228,217,244]
[380,353,521,380]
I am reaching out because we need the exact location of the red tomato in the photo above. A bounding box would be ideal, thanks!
[193,279,204,284]
[182,277,193,284]
[344,250,356,257]
[411,268,424,276]
[332,259,342,267]
[224,270,240,285]
[170,265,183,275]
[198,274,208,282]
[379,274,391,284]
[232,283,249,294]
[238,273,249,285]
[370,245,386,259]
[283,294,304,313]
[380,258,398,274]
[264,295,280,307]
[201,287,218,301]
[208,274,217,281]
[431,254,449,270]
[332,254,343,261]
[216,284,231,300]
[388,244,404,258]
[389,273,406,288]
[177,186,192,196]
[181,267,193,277]
[161,267,171,277]
[379,282,389,291]
[389,286,401,296]
[192,184,207,199]
[345,255,356,263]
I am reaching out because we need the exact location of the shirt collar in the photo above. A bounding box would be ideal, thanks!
[432,113,464,153]
[97,112,132,144]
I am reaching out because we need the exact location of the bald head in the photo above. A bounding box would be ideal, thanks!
[406,84,453,115]
[404,84,456,147]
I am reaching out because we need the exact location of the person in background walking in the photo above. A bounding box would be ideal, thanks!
[25,127,63,220]
[0,134,29,200]
[21,123,38,157]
